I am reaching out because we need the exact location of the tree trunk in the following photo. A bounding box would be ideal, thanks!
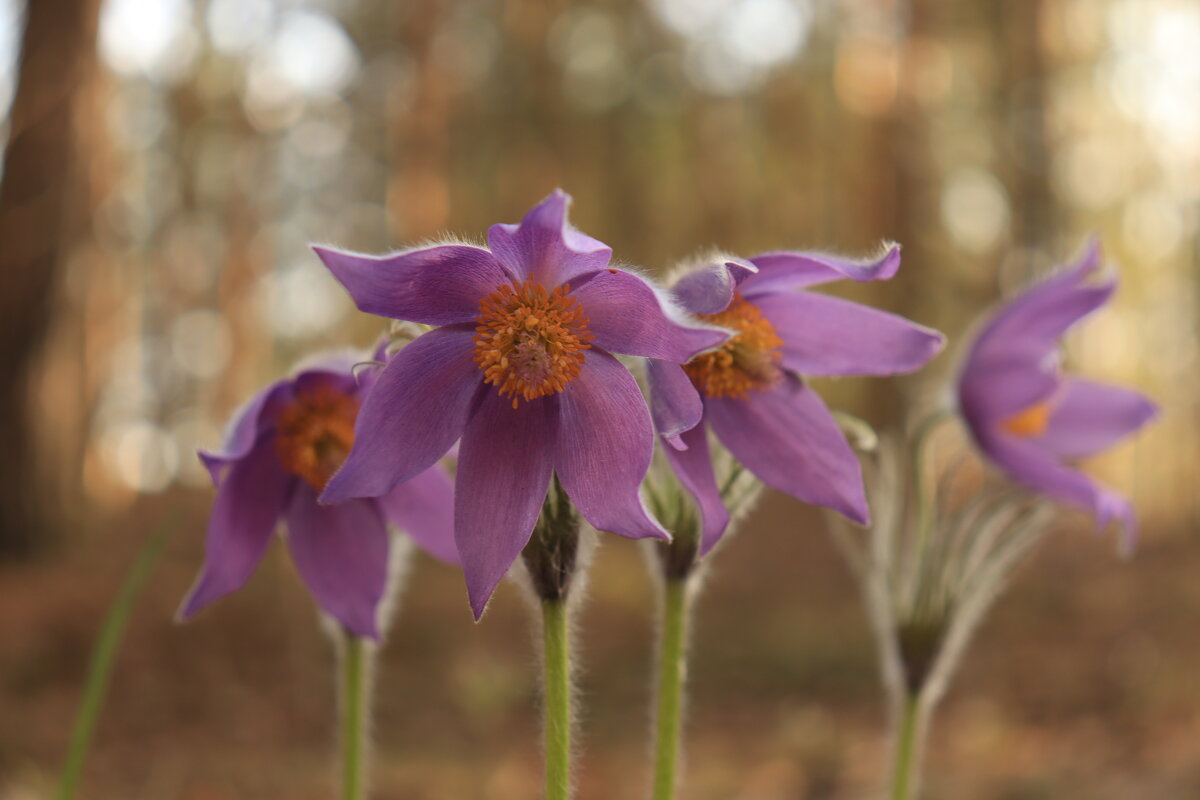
[0,0,102,558]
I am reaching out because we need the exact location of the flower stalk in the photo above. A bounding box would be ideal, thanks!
[889,691,925,800]
[541,596,572,800]
[522,476,582,799]
[339,632,370,800]
[651,576,690,800]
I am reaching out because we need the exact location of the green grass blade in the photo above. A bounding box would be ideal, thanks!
[55,519,173,800]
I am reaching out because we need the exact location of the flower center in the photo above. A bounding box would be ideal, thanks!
[474,279,594,408]
[275,384,359,490]
[683,293,783,398]
[1001,400,1052,438]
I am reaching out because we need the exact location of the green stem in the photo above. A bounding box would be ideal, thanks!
[341,633,369,800]
[56,523,171,800]
[652,578,690,800]
[542,597,572,800]
[890,692,923,800]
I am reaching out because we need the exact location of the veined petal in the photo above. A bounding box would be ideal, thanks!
[285,485,390,640]
[662,423,730,555]
[178,438,293,620]
[486,190,612,287]
[312,243,511,326]
[706,378,869,524]
[376,462,459,565]
[455,389,557,620]
[198,378,293,483]
[555,349,668,541]
[321,326,480,503]
[647,359,704,447]
[670,259,758,315]
[570,268,727,361]
[1038,378,1159,460]
[753,291,944,377]
[741,244,902,296]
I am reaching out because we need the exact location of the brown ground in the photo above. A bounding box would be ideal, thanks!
[3,490,1199,799]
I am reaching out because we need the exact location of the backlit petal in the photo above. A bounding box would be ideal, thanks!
[555,349,668,541]
[313,243,511,326]
[377,462,459,565]
[1038,378,1159,460]
[706,378,869,524]
[741,244,901,295]
[487,190,612,287]
[753,290,943,377]
[662,423,730,555]
[570,268,727,361]
[286,485,390,639]
[321,326,480,503]
[178,438,294,620]
[647,359,704,447]
[455,389,557,619]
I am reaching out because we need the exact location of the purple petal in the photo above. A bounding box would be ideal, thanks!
[647,359,704,448]
[1038,378,1159,460]
[312,243,510,326]
[555,349,668,541]
[198,378,293,483]
[455,388,558,619]
[752,290,944,377]
[669,259,758,315]
[977,429,1137,542]
[967,242,1112,369]
[662,423,730,555]
[486,190,612,287]
[178,438,294,620]
[285,484,390,640]
[292,366,359,398]
[706,378,869,524]
[960,242,1115,424]
[741,244,902,296]
[570,268,727,361]
[322,326,481,503]
[376,462,459,565]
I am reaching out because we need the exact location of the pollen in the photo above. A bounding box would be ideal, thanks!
[275,384,359,491]
[474,279,594,408]
[1001,400,1052,438]
[683,293,784,399]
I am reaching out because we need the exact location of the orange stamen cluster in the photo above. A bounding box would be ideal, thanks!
[275,384,359,490]
[1001,400,1052,438]
[684,293,784,399]
[474,279,594,408]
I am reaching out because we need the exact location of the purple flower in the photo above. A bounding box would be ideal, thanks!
[312,191,726,618]
[649,247,944,554]
[178,350,458,640]
[958,241,1158,540]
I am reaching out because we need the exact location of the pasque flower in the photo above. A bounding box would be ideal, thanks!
[648,247,944,554]
[178,350,458,639]
[958,241,1158,539]
[313,191,726,618]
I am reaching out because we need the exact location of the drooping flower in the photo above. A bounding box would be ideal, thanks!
[313,190,726,618]
[178,348,458,639]
[958,241,1158,540]
[648,247,944,554]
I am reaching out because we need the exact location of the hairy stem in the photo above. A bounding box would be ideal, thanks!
[652,577,691,800]
[542,597,572,800]
[341,634,369,800]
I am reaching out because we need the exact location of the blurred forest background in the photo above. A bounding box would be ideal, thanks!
[1,0,1197,798]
